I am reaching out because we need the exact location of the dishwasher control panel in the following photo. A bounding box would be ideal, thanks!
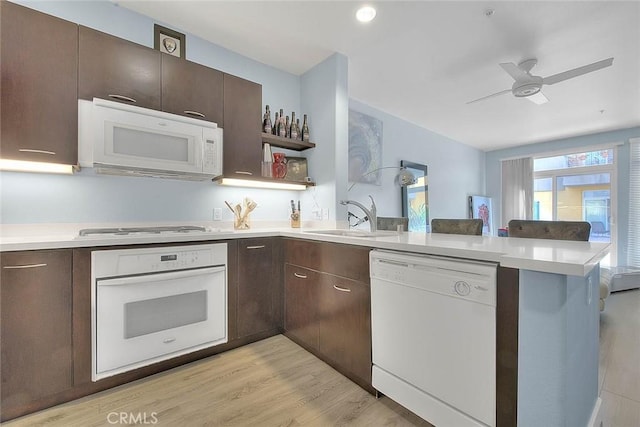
[370,249,497,306]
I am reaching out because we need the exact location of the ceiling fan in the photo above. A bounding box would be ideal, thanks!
[467,57,614,105]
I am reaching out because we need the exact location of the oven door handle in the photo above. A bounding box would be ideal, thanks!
[97,266,225,287]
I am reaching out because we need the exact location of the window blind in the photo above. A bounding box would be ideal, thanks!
[628,138,640,267]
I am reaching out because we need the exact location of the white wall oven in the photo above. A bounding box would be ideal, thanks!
[91,243,227,381]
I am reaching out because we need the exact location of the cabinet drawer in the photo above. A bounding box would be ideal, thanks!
[284,239,371,283]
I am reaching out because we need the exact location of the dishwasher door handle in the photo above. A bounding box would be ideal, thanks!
[378,259,410,268]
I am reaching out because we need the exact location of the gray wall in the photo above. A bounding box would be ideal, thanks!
[518,268,599,427]
[348,99,486,223]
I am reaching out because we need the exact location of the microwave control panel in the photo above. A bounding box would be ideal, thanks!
[202,128,222,175]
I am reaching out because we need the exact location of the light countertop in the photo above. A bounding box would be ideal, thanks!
[0,224,609,277]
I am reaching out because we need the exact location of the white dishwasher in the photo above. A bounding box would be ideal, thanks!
[370,250,497,427]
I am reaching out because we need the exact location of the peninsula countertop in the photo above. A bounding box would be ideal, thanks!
[0,224,609,277]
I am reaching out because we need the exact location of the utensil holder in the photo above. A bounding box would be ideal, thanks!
[234,213,251,230]
[290,211,300,228]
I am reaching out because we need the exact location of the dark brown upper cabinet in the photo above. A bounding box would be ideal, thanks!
[222,74,263,178]
[161,54,224,126]
[0,1,78,165]
[78,26,161,110]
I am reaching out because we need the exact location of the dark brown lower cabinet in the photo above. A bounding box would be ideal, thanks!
[0,250,73,417]
[284,264,319,351]
[236,238,282,339]
[318,272,371,388]
[283,239,373,392]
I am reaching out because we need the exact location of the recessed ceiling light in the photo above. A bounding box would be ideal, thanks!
[356,6,376,23]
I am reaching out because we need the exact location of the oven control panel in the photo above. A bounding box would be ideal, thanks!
[92,243,227,277]
[151,251,201,271]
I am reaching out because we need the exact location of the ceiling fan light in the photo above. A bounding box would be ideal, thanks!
[526,91,549,105]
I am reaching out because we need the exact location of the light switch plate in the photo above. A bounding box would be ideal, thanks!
[213,208,222,221]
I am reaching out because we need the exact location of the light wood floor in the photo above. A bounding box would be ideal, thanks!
[5,289,639,427]
[600,288,640,427]
[3,335,432,427]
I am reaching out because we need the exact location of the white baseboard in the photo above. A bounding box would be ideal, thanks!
[587,397,604,427]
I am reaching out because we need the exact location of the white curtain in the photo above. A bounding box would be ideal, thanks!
[628,138,640,267]
[501,157,533,226]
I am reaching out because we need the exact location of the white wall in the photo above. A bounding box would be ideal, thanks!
[348,99,486,225]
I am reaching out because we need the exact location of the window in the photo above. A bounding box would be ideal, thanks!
[629,139,640,267]
[533,148,617,265]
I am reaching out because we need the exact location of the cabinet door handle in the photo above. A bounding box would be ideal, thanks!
[333,284,351,293]
[108,94,137,103]
[183,110,205,118]
[246,245,265,250]
[3,263,47,269]
[294,272,307,279]
[235,171,253,176]
[18,149,56,155]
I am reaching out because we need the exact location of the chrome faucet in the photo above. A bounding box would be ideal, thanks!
[340,195,377,232]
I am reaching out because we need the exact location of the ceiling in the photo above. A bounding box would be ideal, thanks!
[118,1,640,151]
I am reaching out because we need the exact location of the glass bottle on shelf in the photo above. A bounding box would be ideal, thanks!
[273,112,279,135]
[295,118,301,140]
[285,116,290,138]
[278,109,286,137]
[302,114,310,142]
[290,112,298,139]
[263,105,272,134]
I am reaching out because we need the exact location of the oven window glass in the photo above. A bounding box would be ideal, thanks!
[124,290,207,338]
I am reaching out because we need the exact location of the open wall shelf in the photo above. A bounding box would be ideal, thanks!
[261,133,316,151]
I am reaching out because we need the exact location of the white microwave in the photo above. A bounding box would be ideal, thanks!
[79,98,222,181]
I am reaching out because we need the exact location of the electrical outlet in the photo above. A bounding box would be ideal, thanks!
[213,208,222,221]
[312,209,322,220]
[322,208,329,220]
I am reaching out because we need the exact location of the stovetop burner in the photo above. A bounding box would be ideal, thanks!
[78,225,209,237]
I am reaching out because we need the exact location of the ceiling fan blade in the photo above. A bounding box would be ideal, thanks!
[525,91,549,105]
[499,62,529,81]
[543,57,614,85]
[466,89,512,104]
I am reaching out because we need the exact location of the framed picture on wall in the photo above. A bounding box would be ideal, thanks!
[469,195,494,235]
[154,24,186,59]
[401,160,428,232]
[285,157,308,182]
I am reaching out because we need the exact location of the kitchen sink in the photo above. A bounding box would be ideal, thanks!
[303,229,399,238]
